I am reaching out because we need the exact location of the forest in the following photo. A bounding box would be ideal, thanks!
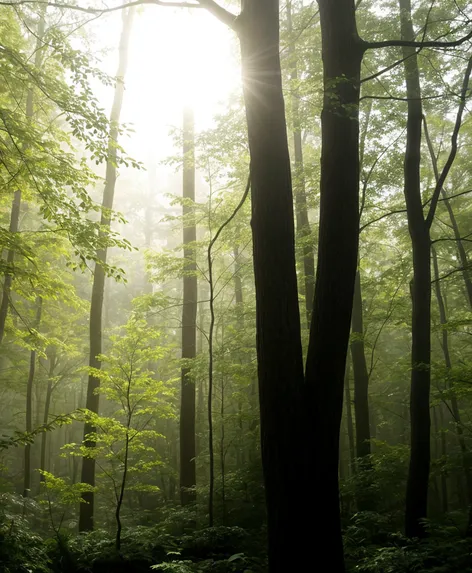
[1,0,472,571]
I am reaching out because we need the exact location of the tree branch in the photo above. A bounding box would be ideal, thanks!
[363,28,472,51]
[196,0,238,30]
[425,53,472,229]
[0,0,205,14]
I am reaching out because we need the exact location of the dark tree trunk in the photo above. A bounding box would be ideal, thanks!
[351,270,371,460]
[40,350,57,481]
[238,1,305,568]
[286,0,315,327]
[0,12,45,346]
[399,0,432,538]
[79,9,134,532]
[180,106,197,508]
[0,191,21,346]
[304,1,362,568]
[438,405,448,514]
[423,120,472,309]
[23,296,42,498]
[344,357,357,476]
[432,247,472,524]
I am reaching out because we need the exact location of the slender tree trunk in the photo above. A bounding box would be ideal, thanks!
[115,430,130,551]
[286,0,314,326]
[238,2,305,568]
[432,247,472,524]
[180,106,197,508]
[438,405,448,514]
[0,191,21,346]
[423,119,472,309]
[79,9,134,532]
[351,270,371,460]
[399,0,432,538]
[40,350,57,481]
[0,12,46,346]
[344,357,356,476]
[23,296,42,498]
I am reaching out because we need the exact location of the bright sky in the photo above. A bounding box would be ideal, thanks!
[94,6,241,164]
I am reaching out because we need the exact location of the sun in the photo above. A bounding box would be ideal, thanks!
[117,7,242,137]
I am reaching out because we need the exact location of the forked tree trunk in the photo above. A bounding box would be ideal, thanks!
[399,0,432,538]
[23,296,42,498]
[79,8,134,532]
[180,106,197,508]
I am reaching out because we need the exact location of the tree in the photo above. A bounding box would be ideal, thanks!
[79,7,135,532]
[180,106,198,509]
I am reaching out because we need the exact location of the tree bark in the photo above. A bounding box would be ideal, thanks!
[238,1,305,568]
[432,246,472,524]
[423,119,472,309]
[0,11,46,346]
[79,8,134,532]
[351,270,371,460]
[304,1,362,568]
[23,296,42,498]
[180,106,197,508]
[344,357,357,476]
[39,349,57,481]
[286,0,315,327]
[399,0,432,538]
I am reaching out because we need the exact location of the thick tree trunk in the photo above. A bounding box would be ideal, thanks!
[399,0,432,539]
[238,1,305,569]
[23,296,42,498]
[351,270,371,459]
[79,9,134,532]
[286,0,314,326]
[180,106,197,508]
[304,1,362,568]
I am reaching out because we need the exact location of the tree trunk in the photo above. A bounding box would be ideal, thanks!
[238,1,305,568]
[286,0,314,326]
[40,350,57,481]
[423,119,472,309]
[432,246,472,524]
[399,0,432,538]
[344,357,356,476]
[351,270,371,460]
[0,191,21,346]
[79,8,134,532]
[23,296,42,498]
[180,106,197,508]
[304,1,362,568]
[0,11,46,346]
[438,405,448,514]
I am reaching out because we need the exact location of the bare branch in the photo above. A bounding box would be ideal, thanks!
[196,0,238,30]
[363,27,472,51]
[425,53,472,228]
[0,0,204,14]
